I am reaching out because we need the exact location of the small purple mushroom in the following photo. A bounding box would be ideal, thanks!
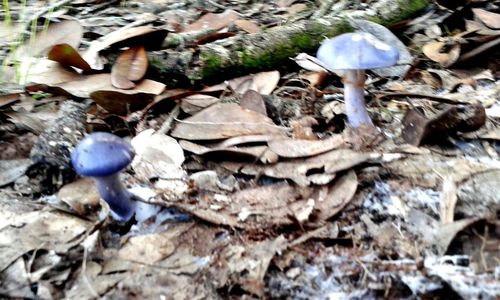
[317,32,399,128]
[71,132,135,221]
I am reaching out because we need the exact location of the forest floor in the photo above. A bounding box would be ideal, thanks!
[0,0,499,299]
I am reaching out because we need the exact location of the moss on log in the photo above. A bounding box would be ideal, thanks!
[148,0,430,85]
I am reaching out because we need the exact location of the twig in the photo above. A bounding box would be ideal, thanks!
[157,103,181,134]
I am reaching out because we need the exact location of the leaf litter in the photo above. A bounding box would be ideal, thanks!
[0,1,499,299]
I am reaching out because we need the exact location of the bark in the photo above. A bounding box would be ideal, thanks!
[148,0,429,85]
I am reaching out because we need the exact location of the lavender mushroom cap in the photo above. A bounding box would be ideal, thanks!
[71,132,135,221]
[71,132,135,177]
[316,32,399,71]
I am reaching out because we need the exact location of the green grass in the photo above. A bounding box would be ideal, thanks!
[1,0,53,85]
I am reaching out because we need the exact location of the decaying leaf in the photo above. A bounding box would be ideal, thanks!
[240,90,267,116]
[222,236,288,296]
[0,210,93,272]
[171,103,288,140]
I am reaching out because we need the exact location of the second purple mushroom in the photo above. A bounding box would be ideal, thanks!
[316,32,399,128]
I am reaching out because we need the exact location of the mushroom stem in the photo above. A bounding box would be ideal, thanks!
[93,174,135,221]
[343,69,374,128]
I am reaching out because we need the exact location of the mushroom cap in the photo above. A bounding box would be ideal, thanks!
[72,132,135,177]
[316,32,399,71]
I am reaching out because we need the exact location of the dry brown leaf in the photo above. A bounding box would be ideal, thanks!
[26,59,80,85]
[47,43,91,71]
[171,103,288,140]
[179,140,277,163]
[51,73,164,97]
[473,8,500,30]
[182,10,239,32]
[180,94,219,114]
[240,90,267,115]
[268,134,345,158]
[131,129,185,181]
[111,46,148,89]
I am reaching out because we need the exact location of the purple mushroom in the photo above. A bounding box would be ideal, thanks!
[316,32,399,128]
[71,132,136,221]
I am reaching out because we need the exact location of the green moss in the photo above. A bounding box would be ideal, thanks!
[199,51,223,78]
[368,0,429,25]
[149,57,167,73]
[199,18,355,80]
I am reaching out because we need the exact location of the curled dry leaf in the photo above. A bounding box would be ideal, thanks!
[171,103,288,140]
[111,46,148,89]
[47,43,91,71]
[422,41,461,67]
[84,26,168,70]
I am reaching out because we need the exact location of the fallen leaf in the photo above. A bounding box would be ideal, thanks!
[84,26,168,70]
[47,43,91,71]
[422,41,461,67]
[180,94,219,114]
[240,90,267,115]
[171,103,288,140]
[473,8,500,30]
[131,129,185,181]
[111,46,148,89]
